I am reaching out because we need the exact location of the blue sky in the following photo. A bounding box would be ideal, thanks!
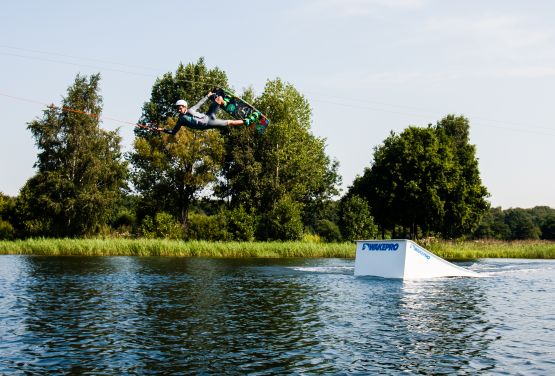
[1,0,554,208]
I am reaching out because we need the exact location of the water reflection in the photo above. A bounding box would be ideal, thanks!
[0,256,554,374]
[396,279,495,374]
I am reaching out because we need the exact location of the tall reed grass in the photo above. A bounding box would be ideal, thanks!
[0,238,553,259]
[426,239,555,260]
[0,238,355,258]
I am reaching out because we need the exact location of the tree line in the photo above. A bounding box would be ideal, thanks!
[0,58,553,241]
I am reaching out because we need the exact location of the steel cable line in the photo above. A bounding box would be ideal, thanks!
[0,92,150,129]
[1,44,554,136]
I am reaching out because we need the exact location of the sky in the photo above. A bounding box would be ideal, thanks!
[1,0,554,208]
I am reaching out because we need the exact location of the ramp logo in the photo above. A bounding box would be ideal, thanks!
[361,243,399,251]
[410,244,431,260]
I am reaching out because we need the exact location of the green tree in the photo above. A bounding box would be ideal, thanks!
[504,208,541,240]
[130,59,227,232]
[138,212,183,239]
[0,192,15,222]
[338,195,378,241]
[528,206,555,239]
[352,127,449,238]
[473,207,511,239]
[434,115,490,237]
[351,115,488,239]
[16,74,127,237]
[259,195,304,241]
[314,219,343,242]
[304,199,340,237]
[216,79,341,239]
[0,193,15,239]
[540,214,555,240]
[222,205,256,241]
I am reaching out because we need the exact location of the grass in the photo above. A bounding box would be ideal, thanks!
[0,238,553,259]
[426,239,555,260]
[0,238,355,258]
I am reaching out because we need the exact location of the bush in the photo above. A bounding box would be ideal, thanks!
[339,195,378,241]
[315,219,342,242]
[113,209,136,229]
[0,219,14,240]
[138,212,183,239]
[187,213,228,241]
[222,206,256,241]
[259,196,304,241]
[505,209,541,240]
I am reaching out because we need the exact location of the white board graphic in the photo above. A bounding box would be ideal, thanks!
[354,239,479,279]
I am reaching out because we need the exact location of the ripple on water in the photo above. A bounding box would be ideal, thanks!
[0,256,553,374]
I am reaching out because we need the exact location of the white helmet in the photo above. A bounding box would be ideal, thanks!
[175,99,187,107]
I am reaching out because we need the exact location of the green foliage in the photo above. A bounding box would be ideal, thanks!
[186,212,228,241]
[0,219,14,240]
[139,212,184,239]
[0,192,15,218]
[216,78,341,231]
[434,116,490,237]
[351,115,488,239]
[528,206,555,240]
[303,199,340,235]
[339,195,378,241]
[0,193,16,239]
[314,219,343,242]
[259,195,304,241]
[186,207,256,241]
[472,206,555,240]
[130,59,227,231]
[222,205,256,241]
[540,215,555,240]
[504,208,541,240]
[472,207,511,240]
[16,74,127,237]
[111,208,136,235]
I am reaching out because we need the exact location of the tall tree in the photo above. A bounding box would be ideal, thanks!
[472,207,511,240]
[0,192,15,239]
[434,115,490,237]
[129,59,227,231]
[17,74,127,237]
[216,79,341,238]
[504,208,541,240]
[355,126,452,238]
[351,115,489,239]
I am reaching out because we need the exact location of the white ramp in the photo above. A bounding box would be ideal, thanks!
[354,239,479,279]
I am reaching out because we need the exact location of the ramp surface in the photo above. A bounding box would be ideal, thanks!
[354,239,479,279]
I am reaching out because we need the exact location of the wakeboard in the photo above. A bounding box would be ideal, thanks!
[213,87,270,134]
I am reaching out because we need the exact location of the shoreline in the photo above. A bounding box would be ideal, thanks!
[0,238,554,259]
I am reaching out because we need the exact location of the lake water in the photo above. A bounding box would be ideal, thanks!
[0,256,553,375]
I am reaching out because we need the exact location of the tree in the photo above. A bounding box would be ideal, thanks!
[0,192,15,239]
[16,74,127,237]
[540,214,555,240]
[129,59,227,232]
[434,115,490,237]
[350,115,489,239]
[216,79,341,239]
[472,207,511,240]
[352,126,450,238]
[339,195,378,241]
[528,206,555,239]
[259,195,304,241]
[504,208,541,240]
